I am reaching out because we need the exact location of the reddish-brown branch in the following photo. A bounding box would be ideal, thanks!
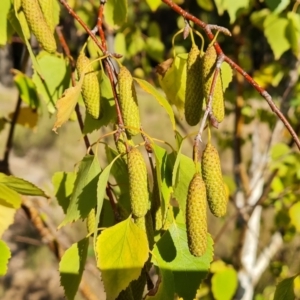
[97,1,107,50]
[162,0,300,150]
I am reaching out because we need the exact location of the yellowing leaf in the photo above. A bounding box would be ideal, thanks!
[0,240,11,276]
[9,107,38,129]
[156,54,188,118]
[52,75,84,133]
[0,199,17,238]
[145,0,161,11]
[0,0,12,45]
[221,62,233,92]
[96,217,149,300]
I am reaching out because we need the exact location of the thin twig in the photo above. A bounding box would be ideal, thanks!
[162,0,300,150]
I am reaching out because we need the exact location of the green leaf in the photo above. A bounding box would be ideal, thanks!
[265,0,290,14]
[156,53,187,117]
[52,172,76,214]
[94,153,121,246]
[13,70,39,108]
[96,217,149,300]
[104,0,127,27]
[286,12,300,58]
[0,184,21,209]
[115,32,126,62]
[226,0,250,24]
[59,155,101,227]
[250,9,270,31]
[82,72,115,134]
[221,62,233,92]
[263,14,290,60]
[274,275,297,300]
[211,267,238,300]
[289,202,300,232]
[0,0,11,45]
[145,37,165,62]
[145,0,161,11]
[32,52,71,113]
[0,173,47,197]
[134,78,175,130]
[0,196,18,238]
[0,240,11,276]
[172,154,195,217]
[270,143,291,160]
[196,0,214,11]
[59,238,89,300]
[154,222,213,300]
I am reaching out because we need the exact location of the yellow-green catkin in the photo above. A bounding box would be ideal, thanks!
[202,142,227,217]
[86,208,96,235]
[37,0,57,33]
[185,44,204,126]
[127,148,149,217]
[118,66,141,136]
[202,45,224,123]
[116,286,134,300]
[186,173,207,257]
[14,0,31,39]
[114,128,134,163]
[76,52,102,119]
[21,0,56,53]
[134,211,154,250]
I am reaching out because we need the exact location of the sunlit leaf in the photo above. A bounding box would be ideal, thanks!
[96,217,149,300]
[145,0,161,11]
[9,107,38,129]
[0,0,12,45]
[0,173,47,197]
[0,240,11,276]
[59,155,101,227]
[221,62,233,92]
[59,238,89,300]
[104,0,127,28]
[134,78,175,130]
[289,202,300,232]
[0,198,17,238]
[52,73,84,133]
[274,275,297,300]
[52,172,76,214]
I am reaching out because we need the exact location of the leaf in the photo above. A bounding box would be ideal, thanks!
[134,78,175,131]
[0,184,21,209]
[52,74,84,133]
[0,198,18,238]
[154,222,213,300]
[156,53,188,117]
[12,70,39,108]
[221,62,233,92]
[32,52,71,113]
[226,0,250,24]
[0,0,12,45]
[265,0,290,14]
[0,240,11,276]
[286,12,300,58]
[172,154,195,217]
[145,0,161,11]
[114,32,126,62]
[59,155,101,227]
[289,202,300,232]
[0,173,47,197]
[59,238,89,300]
[211,266,238,300]
[52,172,76,214]
[104,0,127,28]
[94,154,120,246]
[145,37,165,62]
[274,275,297,300]
[196,0,214,11]
[9,107,38,129]
[263,14,290,60]
[270,143,291,160]
[96,217,149,300]
[82,72,115,134]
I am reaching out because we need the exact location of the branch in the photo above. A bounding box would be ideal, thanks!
[162,0,300,150]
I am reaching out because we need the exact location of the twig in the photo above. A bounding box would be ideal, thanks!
[97,0,107,50]
[162,0,300,150]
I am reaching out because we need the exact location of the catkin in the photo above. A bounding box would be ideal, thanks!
[186,173,207,257]
[202,45,224,123]
[118,66,141,136]
[38,0,57,33]
[127,148,149,217]
[202,142,227,217]
[185,44,204,126]
[21,0,56,53]
[76,52,102,119]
